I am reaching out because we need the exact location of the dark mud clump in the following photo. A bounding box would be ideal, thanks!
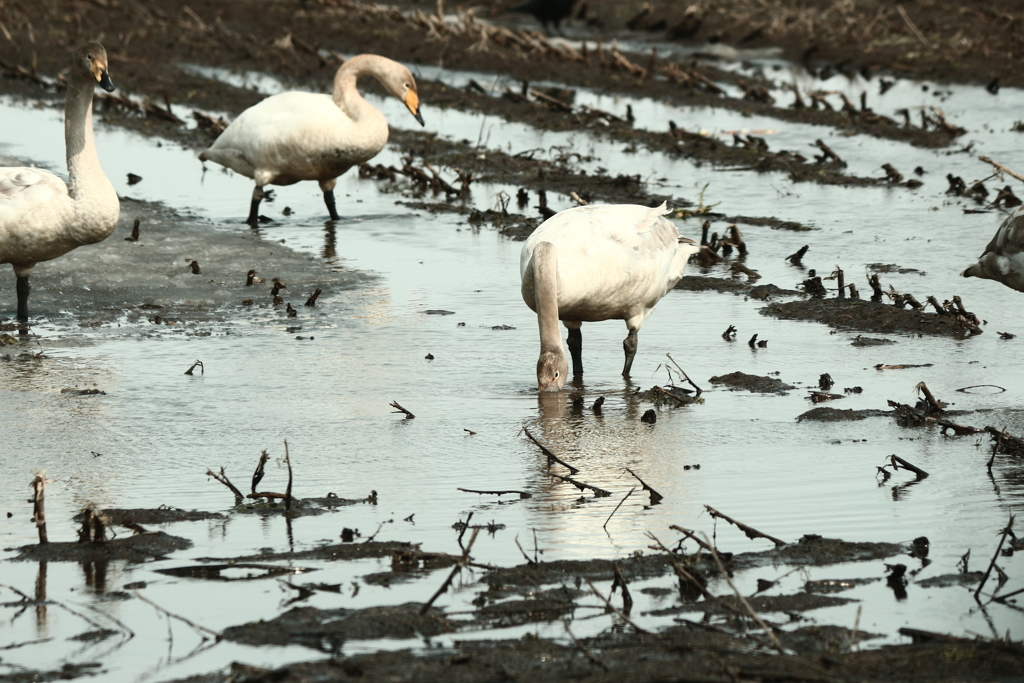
[655,591,855,617]
[780,625,881,653]
[72,508,225,525]
[709,371,794,394]
[231,492,375,516]
[221,603,453,650]
[851,335,897,346]
[805,577,880,593]
[916,572,984,588]
[867,263,926,275]
[217,541,420,563]
[762,535,906,567]
[13,531,191,562]
[726,215,817,232]
[155,563,315,582]
[761,298,979,337]
[676,275,800,300]
[483,554,675,588]
[638,384,702,406]
[676,275,752,294]
[474,588,580,627]
[797,407,888,422]
[468,208,541,241]
[0,662,104,682]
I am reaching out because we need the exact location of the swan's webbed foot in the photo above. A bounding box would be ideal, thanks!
[323,189,341,222]
[622,329,638,377]
[567,327,583,376]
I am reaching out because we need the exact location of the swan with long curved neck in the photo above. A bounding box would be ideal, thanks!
[199,54,424,224]
[0,42,119,322]
[520,203,700,391]
[961,206,1024,292]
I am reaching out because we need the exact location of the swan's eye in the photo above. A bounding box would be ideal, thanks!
[554,371,560,378]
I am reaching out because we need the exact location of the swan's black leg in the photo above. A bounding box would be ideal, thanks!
[567,327,583,376]
[16,275,29,321]
[622,329,638,377]
[323,189,340,221]
[247,186,264,226]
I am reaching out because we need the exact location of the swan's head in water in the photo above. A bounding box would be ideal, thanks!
[537,349,568,392]
[381,64,424,127]
[76,41,115,92]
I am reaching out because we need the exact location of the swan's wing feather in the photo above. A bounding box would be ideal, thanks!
[202,93,377,179]
[0,168,69,219]
[522,203,694,321]
[983,206,1024,257]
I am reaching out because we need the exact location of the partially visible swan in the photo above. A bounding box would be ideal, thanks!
[0,42,119,322]
[199,54,424,224]
[520,203,700,391]
[961,206,1024,292]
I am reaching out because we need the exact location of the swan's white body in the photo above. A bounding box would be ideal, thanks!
[199,54,423,223]
[961,205,1024,292]
[0,42,119,320]
[520,203,699,390]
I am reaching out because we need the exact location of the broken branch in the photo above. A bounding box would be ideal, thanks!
[704,505,787,546]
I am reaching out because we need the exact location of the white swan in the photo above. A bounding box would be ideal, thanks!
[199,54,424,224]
[0,42,119,322]
[520,203,700,391]
[961,205,1024,292]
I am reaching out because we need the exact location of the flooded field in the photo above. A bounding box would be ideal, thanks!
[1,1,1023,681]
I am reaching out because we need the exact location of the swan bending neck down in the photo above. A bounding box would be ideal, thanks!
[961,206,1024,292]
[198,54,424,225]
[0,42,118,322]
[520,203,700,391]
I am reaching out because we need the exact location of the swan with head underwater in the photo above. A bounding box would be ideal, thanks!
[0,41,119,323]
[199,54,424,225]
[961,205,1024,293]
[520,202,701,391]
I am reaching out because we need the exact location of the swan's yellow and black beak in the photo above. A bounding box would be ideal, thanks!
[98,69,115,92]
[404,89,424,126]
[91,59,115,92]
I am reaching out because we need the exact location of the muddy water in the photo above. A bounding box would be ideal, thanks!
[1,59,1022,681]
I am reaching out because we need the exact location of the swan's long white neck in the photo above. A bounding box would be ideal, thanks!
[65,79,101,197]
[533,242,565,356]
[63,76,118,244]
[332,54,386,123]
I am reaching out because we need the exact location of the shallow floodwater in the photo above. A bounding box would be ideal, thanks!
[1,55,1023,682]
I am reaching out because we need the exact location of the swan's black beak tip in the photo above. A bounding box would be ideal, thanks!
[414,109,425,127]
[99,70,115,93]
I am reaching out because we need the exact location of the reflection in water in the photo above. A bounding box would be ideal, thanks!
[323,224,337,259]
[35,561,47,635]
[82,560,109,594]
[285,513,295,552]
[890,479,924,501]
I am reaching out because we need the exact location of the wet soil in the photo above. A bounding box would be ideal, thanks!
[676,275,801,300]
[207,541,421,564]
[73,508,226,525]
[11,531,191,562]
[166,627,1024,683]
[575,0,1024,89]
[222,603,454,649]
[797,407,889,422]
[761,297,982,337]
[708,371,794,394]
